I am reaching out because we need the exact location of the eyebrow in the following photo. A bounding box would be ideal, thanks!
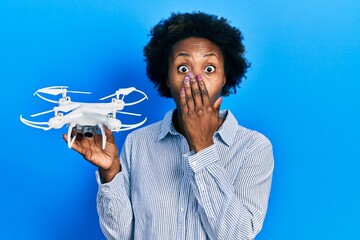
[173,52,220,60]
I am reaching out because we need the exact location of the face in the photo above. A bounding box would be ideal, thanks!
[167,37,226,109]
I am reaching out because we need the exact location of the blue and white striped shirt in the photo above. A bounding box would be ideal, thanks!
[96,109,274,240]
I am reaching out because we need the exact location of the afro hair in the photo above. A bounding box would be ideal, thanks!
[143,11,250,97]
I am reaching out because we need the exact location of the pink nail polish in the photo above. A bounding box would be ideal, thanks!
[196,75,202,81]
[184,76,190,84]
[189,72,195,78]
[181,87,185,94]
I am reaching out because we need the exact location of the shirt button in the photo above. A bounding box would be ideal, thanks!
[191,161,197,167]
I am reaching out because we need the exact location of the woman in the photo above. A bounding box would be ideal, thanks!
[64,12,274,240]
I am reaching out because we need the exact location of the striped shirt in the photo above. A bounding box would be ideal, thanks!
[96,109,274,240]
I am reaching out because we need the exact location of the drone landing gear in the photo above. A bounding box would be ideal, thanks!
[67,124,107,150]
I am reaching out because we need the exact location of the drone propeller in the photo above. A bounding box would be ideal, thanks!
[31,109,55,117]
[35,86,91,96]
[99,87,138,101]
[34,86,91,103]
[117,111,141,117]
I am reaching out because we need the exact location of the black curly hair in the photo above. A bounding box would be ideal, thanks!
[143,11,250,98]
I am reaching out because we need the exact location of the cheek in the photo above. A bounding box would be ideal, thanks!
[204,77,224,100]
[167,74,185,99]
[208,89,222,104]
[168,77,182,91]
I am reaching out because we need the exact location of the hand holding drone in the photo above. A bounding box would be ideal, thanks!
[20,86,148,149]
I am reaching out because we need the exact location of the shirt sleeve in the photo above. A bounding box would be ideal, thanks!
[183,134,274,240]
[96,137,134,240]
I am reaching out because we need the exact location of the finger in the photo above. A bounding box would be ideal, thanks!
[184,76,194,110]
[196,75,211,106]
[63,133,83,146]
[180,87,188,113]
[213,97,223,114]
[105,128,115,144]
[65,134,86,155]
[189,72,202,107]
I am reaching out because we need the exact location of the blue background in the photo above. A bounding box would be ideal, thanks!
[1,0,359,239]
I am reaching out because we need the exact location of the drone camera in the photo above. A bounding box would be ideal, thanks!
[77,125,97,138]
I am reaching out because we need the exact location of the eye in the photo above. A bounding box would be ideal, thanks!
[204,65,216,73]
[177,65,190,73]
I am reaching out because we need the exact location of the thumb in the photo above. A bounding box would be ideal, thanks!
[213,97,223,113]
[62,134,68,143]
[105,128,115,143]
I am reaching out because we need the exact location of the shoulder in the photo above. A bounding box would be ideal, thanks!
[237,125,272,150]
[125,109,174,143]
[221,110,272,150]
[228,123,274,172]
[125,120,163,142]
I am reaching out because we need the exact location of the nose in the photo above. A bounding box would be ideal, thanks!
[189,70,201,80]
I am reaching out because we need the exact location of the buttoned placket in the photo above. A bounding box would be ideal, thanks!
[176,135,191,240]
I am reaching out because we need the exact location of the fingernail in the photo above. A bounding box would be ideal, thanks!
[188,72,195,79]
[184,76,190,84]
[197,75,203,85]
[181,87,185,94]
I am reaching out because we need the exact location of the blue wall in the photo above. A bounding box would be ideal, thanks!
[1,1,359,239]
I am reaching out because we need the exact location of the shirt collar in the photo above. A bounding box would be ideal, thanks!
[157,109,178,141]
[157,108,238,146]
[216,109,238,146]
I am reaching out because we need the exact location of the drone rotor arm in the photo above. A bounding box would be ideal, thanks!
[30,103,79,118]
[30,104,81,119]
[57,103,81,113]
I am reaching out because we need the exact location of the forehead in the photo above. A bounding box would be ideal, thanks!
[171,37,223,58]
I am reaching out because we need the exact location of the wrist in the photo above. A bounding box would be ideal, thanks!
[99,158,121,183]
[193,139,214,153]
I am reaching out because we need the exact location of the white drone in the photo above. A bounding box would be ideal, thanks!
[20,86,148,149]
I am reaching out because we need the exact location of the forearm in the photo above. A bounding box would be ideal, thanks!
[190,164,270,239]
[96,170,133,239]
[184,143,274,239]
